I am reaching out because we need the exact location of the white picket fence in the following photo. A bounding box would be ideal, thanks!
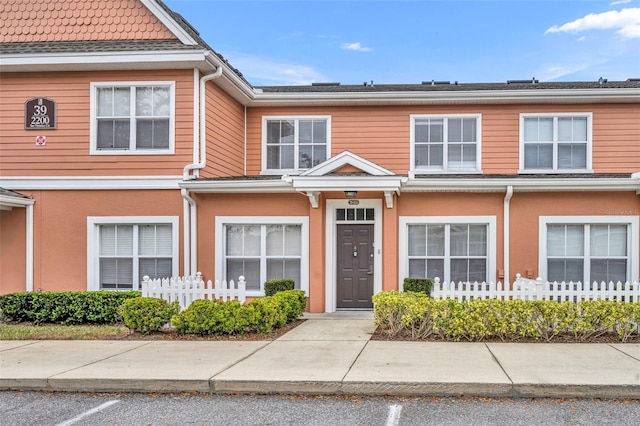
[429,274,640,302]
[141,272,246,310]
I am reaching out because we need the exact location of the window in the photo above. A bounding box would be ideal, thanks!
[520,113,591,172]
[399,216,496,285]
[87,217,178,290]
[411,115,481,173]
[540,216,638,284]
[262,116,330,173]
[215,217,309,295]
[90,82,175,154]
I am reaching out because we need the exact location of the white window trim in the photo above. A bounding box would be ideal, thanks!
[215,216,310,297]
[89,81,176,155]
[410,114,482,175]
[538,215,639,283]
[261,115,332,175]
[518,112,593,174]
[86,216,179,291]
[398,216,497,288]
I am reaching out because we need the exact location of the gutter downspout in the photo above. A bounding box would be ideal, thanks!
[504,185,513,287]
[26,203,34,291]
[181,65,223,276]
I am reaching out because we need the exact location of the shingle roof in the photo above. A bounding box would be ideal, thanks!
[0,188,31,199]
[257,80,640,93]
[0,39,199,54]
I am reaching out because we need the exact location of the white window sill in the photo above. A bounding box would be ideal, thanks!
[91,149,174,156]
[409,169,483,178]
[517,169,594,174]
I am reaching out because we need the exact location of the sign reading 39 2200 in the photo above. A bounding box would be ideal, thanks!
[25,97,56,130]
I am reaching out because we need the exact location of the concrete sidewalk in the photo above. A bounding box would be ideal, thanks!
[1,314,639,398]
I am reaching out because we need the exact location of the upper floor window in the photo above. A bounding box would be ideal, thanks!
[90,82,175,155]
[411,115,481,173]
[520,113,592,172]
[262,116,330,173]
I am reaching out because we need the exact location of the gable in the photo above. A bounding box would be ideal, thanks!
[0,0,176,43]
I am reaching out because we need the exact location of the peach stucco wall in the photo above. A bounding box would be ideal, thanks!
[0,209,28,293]
[15,189,183,292]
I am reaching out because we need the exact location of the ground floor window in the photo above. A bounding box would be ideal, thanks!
[541,216,638,284]
[399,216,496,285]
[87,217,178,290]
[216,216,309,295]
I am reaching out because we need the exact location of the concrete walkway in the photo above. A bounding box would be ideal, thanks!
[1,313,639,398]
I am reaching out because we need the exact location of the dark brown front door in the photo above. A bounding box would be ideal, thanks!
[336,224,374,309]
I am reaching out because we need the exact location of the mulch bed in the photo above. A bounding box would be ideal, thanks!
[110,319,306,341]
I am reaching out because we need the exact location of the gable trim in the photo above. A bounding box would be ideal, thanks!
[300,151,395,177]
[141,0,199,45]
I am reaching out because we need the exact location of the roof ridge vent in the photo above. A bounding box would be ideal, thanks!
[422,80,451,86]
[311,82,341,86]
[627,78,640,82]
[507,78,539,84]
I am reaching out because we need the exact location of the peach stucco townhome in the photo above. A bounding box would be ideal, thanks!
[1,0,639,312]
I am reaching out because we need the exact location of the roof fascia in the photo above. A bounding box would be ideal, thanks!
[249,88,640,107]
[0,50,211,72]
[179,179,293,193]
[286,175,407,192]
[0,194,34,209]
[204,52,254,105]
[403,176,640,192]
[141,0,198,45]
[0,176,182,190]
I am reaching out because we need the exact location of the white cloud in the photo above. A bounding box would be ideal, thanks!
[545,8,640,38]
[340,42,372,52]
[220,54,328,86]
[610,0,631,5]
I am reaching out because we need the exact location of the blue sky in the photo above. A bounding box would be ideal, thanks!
[164,0,640,86]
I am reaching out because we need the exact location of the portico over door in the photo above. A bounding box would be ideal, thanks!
[336,224,374,309]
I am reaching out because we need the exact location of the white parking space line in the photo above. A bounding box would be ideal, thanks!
[55,400,120,426]
[386,404,403,426]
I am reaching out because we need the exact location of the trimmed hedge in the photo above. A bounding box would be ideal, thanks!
[373,291,640,342]
[172,290,307,335]
[0,291,140,325]
[119,297,180,335]
[264,279,295,296]
[403,278,433,295]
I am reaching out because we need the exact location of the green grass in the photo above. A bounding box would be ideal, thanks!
[0,324,130,340]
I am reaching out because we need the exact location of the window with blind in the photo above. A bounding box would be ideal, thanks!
[224,224,302,292]
[545,223,630,284]
[87,217,178,291]
[215,216,309,296]
[90,82,175,154]
[520,113,591,172]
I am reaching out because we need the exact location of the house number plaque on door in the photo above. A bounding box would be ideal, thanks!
[25,97,56,130]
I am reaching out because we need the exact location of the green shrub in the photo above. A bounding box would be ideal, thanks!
[172,299,251,335]
[272,290,307,322]
[403,278,433,295]
[119,297,179,335]
[0,291,140,325]
[247,296,288,333]
[373,291,640,342]
[264,279,295,296]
